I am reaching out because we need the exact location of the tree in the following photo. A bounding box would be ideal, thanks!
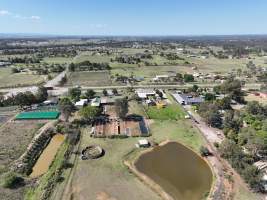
[242,165,263,192]
[59,98,75,122]
[198,102,222,128]
[35,86,48,103]
[218,78,244,103]
[68,88,81,101]
[115,98,128,118]
[79,106,101,120]
[69,63,75,72]
[191,84,199,92]
[11,68,19,73]
[15,91,36,107]
[103,89,108,96]
[204,93,216,101]
[216,96,232,110]
[112,88,118,95]
[183,74,194,82]
[1,172,23,188]
[85,89,96,99]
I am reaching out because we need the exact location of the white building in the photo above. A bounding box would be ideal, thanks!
[75,99,88,107]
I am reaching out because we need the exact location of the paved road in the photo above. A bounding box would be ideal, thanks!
[44,70,67,88]
[2,70,67,98]
[1,81,262,98]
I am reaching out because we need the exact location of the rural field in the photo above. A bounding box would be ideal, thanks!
[0,68,46,88]
[66,71,112,87]
[245,93,267,105]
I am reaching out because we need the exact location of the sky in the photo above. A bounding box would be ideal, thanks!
[0,0,267,36]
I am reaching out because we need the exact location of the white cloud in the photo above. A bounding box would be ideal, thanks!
[0,9,40,20]
[0,10,11,16]
[30,16,40,20]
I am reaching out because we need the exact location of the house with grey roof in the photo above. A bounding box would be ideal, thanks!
[172,93,203,105]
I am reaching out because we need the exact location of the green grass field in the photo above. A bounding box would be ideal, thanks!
[146,104,185,120]
[66,71,112,86]
[42,56,73,64]
[0,68,46,88]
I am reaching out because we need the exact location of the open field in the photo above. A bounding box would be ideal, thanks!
[185,56,267,73]
[43,56,73,64]
[0,68,46,88]
[0,106,18,126]
[145,104,185,120]
[0,121,44,167]
[245,93,267,105]
[66,71,112,87]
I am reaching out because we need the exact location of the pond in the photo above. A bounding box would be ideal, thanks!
[135,142,213,200]
[30,134,65,178]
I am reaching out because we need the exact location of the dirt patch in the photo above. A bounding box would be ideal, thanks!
[96,191,117,200]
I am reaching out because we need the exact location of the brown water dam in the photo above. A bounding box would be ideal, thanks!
[135,142,213,200]
[30,134,65,178]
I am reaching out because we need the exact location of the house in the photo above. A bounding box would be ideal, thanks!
[172,93,204,105]
[91,97,101,107]
[75,99,88,107]
[136,89,155,99]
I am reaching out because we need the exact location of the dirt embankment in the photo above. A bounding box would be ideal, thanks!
[13,121,58,175]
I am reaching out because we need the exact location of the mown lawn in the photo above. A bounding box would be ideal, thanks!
[145,104,185,120]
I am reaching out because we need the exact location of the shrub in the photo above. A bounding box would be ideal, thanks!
[200,146,210,157]
[1,172,23,188]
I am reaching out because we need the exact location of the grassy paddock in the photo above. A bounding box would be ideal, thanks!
[0,68,45,88]
[66,71,111,86]
[146,104,185,120]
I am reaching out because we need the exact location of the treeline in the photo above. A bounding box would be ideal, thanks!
[8,56,41,64]
[0,87,48,107]
[196,78,267,191]
[69,61,111,72]
[112,53,153,64]
[160,52,185,61]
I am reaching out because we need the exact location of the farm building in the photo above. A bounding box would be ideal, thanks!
[75,99,88,107]
[90,97,101,107]
[153,75,169,82]
[137,139,150,148]
[136,89,155,99]
[172,93,203,105]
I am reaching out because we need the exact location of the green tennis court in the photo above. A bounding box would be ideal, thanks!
[15,111,60,120]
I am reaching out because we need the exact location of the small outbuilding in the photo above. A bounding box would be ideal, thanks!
[137,139,150,148]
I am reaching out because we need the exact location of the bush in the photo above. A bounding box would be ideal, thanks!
[1,172,23,188]
[214,142,219,148]
[200,146,210,157]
